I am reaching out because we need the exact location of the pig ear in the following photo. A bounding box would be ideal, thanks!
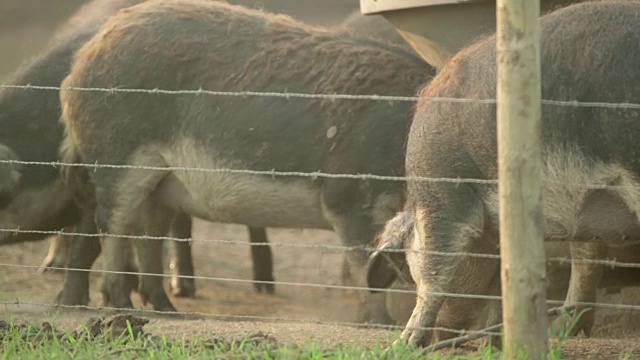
[366,242,400,292]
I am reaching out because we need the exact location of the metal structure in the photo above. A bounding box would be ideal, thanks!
[359,0,582,68]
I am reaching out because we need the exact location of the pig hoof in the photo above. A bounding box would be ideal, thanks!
[253,282,275,295]
[55,289,89,307]
[170,277,196,298]
[140,289,177,312]
[101,291,134,309]
[157,304,177,313]
[150,297,177,312]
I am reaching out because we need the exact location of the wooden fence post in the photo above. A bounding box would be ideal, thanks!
[496,0,547,358]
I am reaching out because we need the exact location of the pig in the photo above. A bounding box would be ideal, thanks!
[38,0,364,294]
[0,0,202,300]
[369,212,640,337]
[59,0,434,322]
[0,0,273,306]
[392,0,640,347]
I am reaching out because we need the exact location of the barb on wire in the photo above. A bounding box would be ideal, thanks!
[5,83,640,110]
[0,299,501,337]
[4,227,640,269]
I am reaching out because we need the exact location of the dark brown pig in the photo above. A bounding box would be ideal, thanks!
[60,0,434,322]
[6,0,368,304]
[38,0,366,297]
[0,0,272,306]
[396,0,640,347]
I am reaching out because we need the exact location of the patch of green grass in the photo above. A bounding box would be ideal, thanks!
[0,315,576,360]
[0,320,490,360]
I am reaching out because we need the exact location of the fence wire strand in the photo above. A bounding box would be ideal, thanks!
[5,83,640,110]
[0,299,503,337]
[4,83,640,339]
[3,261,640,312]
[3,227,640,269]
[4,159,640,192]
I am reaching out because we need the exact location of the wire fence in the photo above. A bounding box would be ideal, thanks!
[4,261,640,312]
[5,83,640,110]
[3,226,640,269]
[0,299,504,337]
[3,83,640,345]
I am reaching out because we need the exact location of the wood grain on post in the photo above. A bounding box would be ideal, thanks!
[496,0,547,358]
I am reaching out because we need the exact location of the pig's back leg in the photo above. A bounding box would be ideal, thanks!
[247,226,275,294]
[92,155,176,311]
[133,199,177,311]
[552,242,606,337]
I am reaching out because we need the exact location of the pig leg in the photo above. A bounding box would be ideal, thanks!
[134,200,176,311]
[399,184,488,347]
[38,229,73,274]
[94,163,175,311]
[247,227,275,294]
[552,242,606,338]
[169,212,196,298]
[100,235,136,309]
[55,210,100,306]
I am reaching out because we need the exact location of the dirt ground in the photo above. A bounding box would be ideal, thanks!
[0,220,640,359]
[0,221,386,346]
[2,1,640,359]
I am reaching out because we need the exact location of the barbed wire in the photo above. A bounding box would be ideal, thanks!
[0,262,472,299]
[4,83,640,111]
[0,299,502,337]
[4,84,640,338]
[0,227,502,258]
[0,159,498,185]
[4,227,640,269]
[4,261,640,312]
[4,159,640,192]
